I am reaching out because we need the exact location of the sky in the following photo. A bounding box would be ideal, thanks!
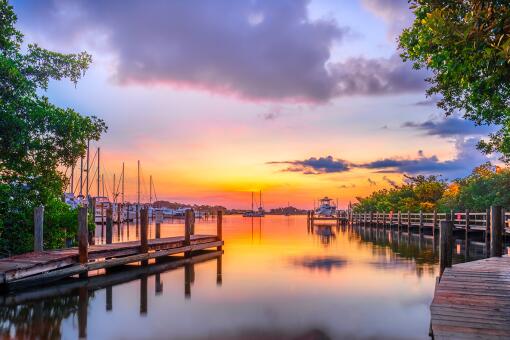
[12,0,497,209]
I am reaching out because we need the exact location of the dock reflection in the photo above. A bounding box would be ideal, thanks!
[0,250,223,339]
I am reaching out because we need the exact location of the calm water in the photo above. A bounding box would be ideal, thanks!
[0,215,490,339]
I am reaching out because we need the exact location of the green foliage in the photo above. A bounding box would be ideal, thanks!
[0,0,106,254]
[354,164,510,213]
[399,1,510,160]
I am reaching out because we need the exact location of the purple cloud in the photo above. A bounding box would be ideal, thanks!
[268,156,350,174]
[15,0,427,102]
[403,117,497,138]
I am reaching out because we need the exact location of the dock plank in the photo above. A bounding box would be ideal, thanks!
[431,255,510,339]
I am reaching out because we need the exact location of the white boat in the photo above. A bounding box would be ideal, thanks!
[315,197,337,217]
[243,191,265,217]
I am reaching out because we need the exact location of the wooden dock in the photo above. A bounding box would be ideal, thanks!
[0,208,223,290]
[430,256,510,339]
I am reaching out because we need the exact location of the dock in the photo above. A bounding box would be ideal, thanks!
[0,208,223,290]
[430,256,510,339]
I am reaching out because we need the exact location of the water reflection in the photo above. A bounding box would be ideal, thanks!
[1,215,499,339]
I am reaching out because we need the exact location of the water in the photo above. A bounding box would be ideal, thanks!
[0,215,489,339]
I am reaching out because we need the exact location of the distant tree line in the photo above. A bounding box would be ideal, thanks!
[152,201,227,213]
[353,163,510,213]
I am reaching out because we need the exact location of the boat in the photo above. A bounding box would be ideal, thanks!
[315,197,337,217]
[243,191,265,217]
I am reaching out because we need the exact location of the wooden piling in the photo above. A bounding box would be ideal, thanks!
[432,210,437,238]
[155,273,163,295]
[217,210,223,250]
[106,207,113,244]
[140,207,149,265]
[184,209,192,249]
[33,205,44,252]
[216,256,222,286]
[370,211,374,226]
[465,209,470,240]
[490,205,503,257]
[382,212,386,228]
[485,207,491,256]
[397,211,401,231]
[439,220,453,277]
[419,210,424,234]
[407,211,411,233]
[78,207,88,265]
[140,275,148,315]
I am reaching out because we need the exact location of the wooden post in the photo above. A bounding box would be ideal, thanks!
[370,211,374,226]
[439,220,453,277]
[465,209,470,241]
[407,211,411,233]
[33,205,44,252]
[485,207,491,256]
[184,209,192,250]
[106,207,113,244]
[382,212,386,228]
[140,207,149,265]
[432,210,437,238]
[78,206,88,265]
[397,211,401,230]
[419,210,424,234]
[217,210,223,250]
[490,205,503,257]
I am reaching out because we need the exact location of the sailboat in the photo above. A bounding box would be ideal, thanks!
[243,191,265,217]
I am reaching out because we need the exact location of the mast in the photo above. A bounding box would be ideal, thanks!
[113,174,116,203]
[86,140,90,198]
[150,175,153,204]
[251,192,254,212]
[121,162,125,204]
[70,162,75,194]
[137,160,140,207]
[259,190,262,209]
[102,174,105,198]
[97,147,100,197]
[79,155,83,197]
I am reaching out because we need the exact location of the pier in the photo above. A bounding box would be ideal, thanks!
[0,208,223,290]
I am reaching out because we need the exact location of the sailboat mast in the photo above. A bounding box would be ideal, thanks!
[97,147,100,197]
[251,192,254,212]
[121,162,125,204]
[113,174,116,203]
[70,162,74,194]
[259,190,262,208]
[137,160,140,206]
[102,174,105,197]
[86,140,90,199]
[150,175,153,204]
[79,156,83,197]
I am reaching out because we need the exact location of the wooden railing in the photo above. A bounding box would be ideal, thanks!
[351,207,510,235]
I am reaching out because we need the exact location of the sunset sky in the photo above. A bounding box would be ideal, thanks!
[13,0,497,209]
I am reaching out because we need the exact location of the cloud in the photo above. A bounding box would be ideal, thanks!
[15,0,427,103]
[330,54,427,96]
[268,156,350,175]
[403,117,496,138]
[361,0,414,40]
[359,138,492,179]
[339,184,356,189]
[270,138,493,179]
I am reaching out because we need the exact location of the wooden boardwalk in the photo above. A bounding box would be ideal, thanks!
[430,255,510,339]
[0,234,222,289]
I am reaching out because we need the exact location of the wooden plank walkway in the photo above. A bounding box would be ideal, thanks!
[0,234,221,288]
[430,255,510,339]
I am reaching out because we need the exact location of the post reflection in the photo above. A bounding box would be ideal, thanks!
[0,250,223,338]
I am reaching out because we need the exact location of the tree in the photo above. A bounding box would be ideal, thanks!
[399,1,510,160]
[0,0,107,254]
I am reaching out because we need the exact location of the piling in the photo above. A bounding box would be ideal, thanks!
[140,207,149,265]
[439,219,453,277]
[465,209,470,240]
[78,206,88,265]
[78,287,88,339]
[490,205,503,257]
[106,207,113,244]
[184,209,193,251]
[217,210,223,250]
[184,263,192,298]
[216,256,222,286]
[33,205,44,252]
[419,210,424,234]
[370,211,373,226]
[140,275,148,315]
[407,211,411,233]
[485,207,491,256]
[397,211,401,231]
[432,210,437,238]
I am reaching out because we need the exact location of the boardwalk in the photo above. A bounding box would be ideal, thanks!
[430,256,510,339]
[0,234,222,289]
